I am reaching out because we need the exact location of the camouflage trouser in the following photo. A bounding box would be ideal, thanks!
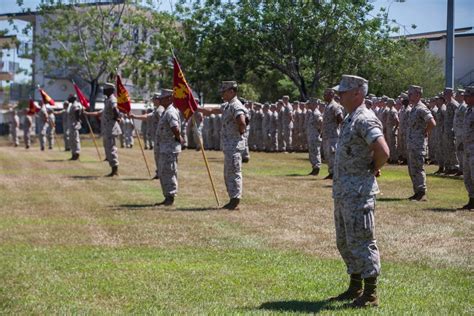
[69,129,81,155]
[154,143,160,178]
[46,126,54,149]
[63,128,70,150]
[442,132,458,169]
[270,131,278,152]
[10,127,19,146]
[224,149,243,199]
[398,132,407,160]
[283,126,292,151]
[435,134,445,168]
[455,137,464,171]
[334,196,380,278]
[308,136,322,169]
[23,128,31,148]
[463,151,474,198]
[387,130,398,161]
[124,128,134,147]
[408,149,426,193]
[103,135,119,167]
[255,129,264,151]
[323,138,338,175]
[159,152,179,197]
[242,130,250,159]
[39,124,47,150]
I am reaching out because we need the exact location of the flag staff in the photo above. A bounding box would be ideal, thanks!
[116,74,151,177]
[172,51,220,207]
[192,115,220,207]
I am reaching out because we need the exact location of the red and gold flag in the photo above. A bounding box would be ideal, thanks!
[173,56,198,120]
[116,75,131,114]
[38,88,55,105]
[27,97,40,115]
[73,82,90,110]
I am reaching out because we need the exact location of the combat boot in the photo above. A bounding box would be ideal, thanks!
[242,157,250,163]
[323,173,333,180]
[461,198,474,210]
[70,153,79,161]
[351,277,379,308]
[309,167,320,176]
[106,166,119,177]
[156,196,174,206]
[329,274,363,301]
[223,198,240,210]
[413,191,427,201]
[434,166,444,175]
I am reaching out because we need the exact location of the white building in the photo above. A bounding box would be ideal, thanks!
[394,27,474,87]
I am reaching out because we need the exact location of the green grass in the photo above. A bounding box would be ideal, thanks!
[0,138,473,314]
[0,245,472,314]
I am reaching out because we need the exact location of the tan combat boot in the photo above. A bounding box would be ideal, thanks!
[329,274,363,301]
[351,277,379,308]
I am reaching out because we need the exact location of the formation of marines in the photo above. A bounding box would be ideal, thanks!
[4,75,474,309]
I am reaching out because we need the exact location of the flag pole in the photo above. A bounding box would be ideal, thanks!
[131,117,152,177]
[84,114,102,161]
[192,116,220,207]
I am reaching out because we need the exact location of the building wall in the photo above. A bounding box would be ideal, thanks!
[428,35,474,84]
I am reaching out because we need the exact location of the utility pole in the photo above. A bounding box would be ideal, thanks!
[445,0,455,88]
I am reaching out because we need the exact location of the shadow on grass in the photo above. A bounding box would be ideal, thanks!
[173,207,222,212]
[286,173,310,177]
[120,178,151,181]
[46,159,68,162]
[427,174,463,181]
[258,299,349,313]
[69,175,99,180]
[424,207,457,213]
[378,197,407,202]
[112,204,157,210]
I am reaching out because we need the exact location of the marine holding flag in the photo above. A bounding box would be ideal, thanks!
[84,82,122,176]
[196,81,249,210]
[66,93,84,161]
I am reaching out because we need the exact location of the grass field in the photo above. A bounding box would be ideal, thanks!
[0,136,472,314]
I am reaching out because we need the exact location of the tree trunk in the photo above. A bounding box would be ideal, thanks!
[89,79,100,111]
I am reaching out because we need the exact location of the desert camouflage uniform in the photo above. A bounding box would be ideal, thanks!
[157,104,182,198]
[307,108,323,169]
[333,104,383,278]
[407,101,433,194]
[322,100,343,174]
[221,96,248,199]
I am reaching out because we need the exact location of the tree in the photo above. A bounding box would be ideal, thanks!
[14,0,181,109]
[177,0,396,101]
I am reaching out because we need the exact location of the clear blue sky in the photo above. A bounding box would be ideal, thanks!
[1,0,473,83]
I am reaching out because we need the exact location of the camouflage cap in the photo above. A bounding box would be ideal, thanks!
[218,81,238,93]
[444,87,454,92]
[465,86,474,96]
[152,92,161,99]
[158,89,173,99]
[333,75,368,93]
[456,88,465,95]
[387,98,395,104]
[408,85,423,94]
[399,92,408,100]
[103,82,115,90]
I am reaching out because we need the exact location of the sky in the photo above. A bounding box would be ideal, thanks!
[0,0,473,83]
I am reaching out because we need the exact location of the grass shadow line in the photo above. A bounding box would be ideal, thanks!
[69,175,99,180]
[258,299,349,313]
[174,207,222,212]
[111,204,158,210]
[424,207,457,213]
[378,197,406,202]
[427,174,463,181]
[46,159,68,162]
[120,178,151,181]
